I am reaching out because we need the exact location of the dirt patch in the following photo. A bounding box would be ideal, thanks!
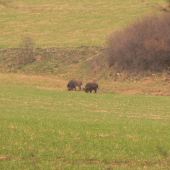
[117,88,144,95]
[150,90,166,96]
[0,155,10,160]
[115,88,170,96]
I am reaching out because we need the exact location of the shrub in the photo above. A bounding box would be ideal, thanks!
[17,36,35,65]
[88,55,104,73]
[106,13,170,73]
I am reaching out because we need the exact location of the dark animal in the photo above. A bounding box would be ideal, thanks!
[67,80,75,91]
[167,67,170,75]
[67,79,83,91]
[83,82,98,93]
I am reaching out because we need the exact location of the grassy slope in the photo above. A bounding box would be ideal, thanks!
[0,72,170,96]
[1,0,169,92]
[0,46,170,95]
[0,1,170,169]
[0,0,166,47]
[0,84,170,169]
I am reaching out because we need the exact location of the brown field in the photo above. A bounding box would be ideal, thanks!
[1,72,170,95]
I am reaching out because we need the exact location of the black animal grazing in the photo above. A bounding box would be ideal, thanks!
[67,80,76,91]
[83,82,98,93]
[67,79,83,91]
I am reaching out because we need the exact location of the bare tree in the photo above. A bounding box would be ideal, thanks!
[17,36,35,65]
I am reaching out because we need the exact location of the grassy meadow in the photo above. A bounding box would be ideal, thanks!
[1,0,170,169]
[0,0,167,47]
[0,78,170,169]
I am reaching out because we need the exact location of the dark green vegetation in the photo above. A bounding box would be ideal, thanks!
[0,85,170,169]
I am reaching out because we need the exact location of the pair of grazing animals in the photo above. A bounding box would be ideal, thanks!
[67,79,98,93]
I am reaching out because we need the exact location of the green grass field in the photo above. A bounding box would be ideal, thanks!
[1,0,170,169]
[0,83,170,169]
[0,0,166,47]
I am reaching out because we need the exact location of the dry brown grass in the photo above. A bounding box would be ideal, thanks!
[106,13,170,72]
[0,155,10,161]
[0,73,170,95]
[0,73,68,91]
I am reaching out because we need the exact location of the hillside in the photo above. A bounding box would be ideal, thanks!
[0,46,170,95]
[0,46,105,78]
[0,0,166,47]
[0,0,170,95]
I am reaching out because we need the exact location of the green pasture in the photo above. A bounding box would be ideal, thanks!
[0,85,170,169]
[0,0,170,169]
[0,0,166,47]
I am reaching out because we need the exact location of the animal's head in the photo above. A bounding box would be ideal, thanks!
[67,84,72,91]
[83,87,88,93]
